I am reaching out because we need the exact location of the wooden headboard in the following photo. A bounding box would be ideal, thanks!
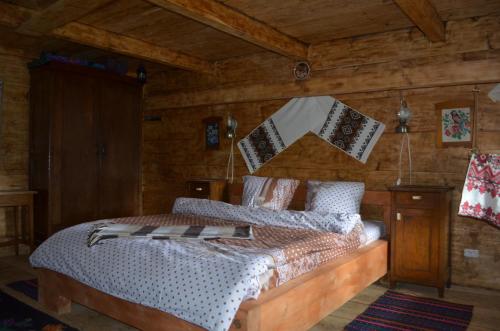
[227,183,392,235]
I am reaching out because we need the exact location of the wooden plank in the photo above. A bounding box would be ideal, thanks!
[146,50,500,109]
[0,2,33,28]
[144,15,500,95]
[393,0,445,42]
[239,241,387,331]
[310,15,499,71]
[144,0,309,59]
[216,0,414,43]
[51,22,215,74]
[16,0,112,36]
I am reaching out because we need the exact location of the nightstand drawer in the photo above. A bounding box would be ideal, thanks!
[395,192,439,209]
[188,182,210,198]
[186,179,226,201]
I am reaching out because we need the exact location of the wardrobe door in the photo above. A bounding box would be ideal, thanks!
[96,80,142,218]
[51,70,99,230]
[30,69,52,242]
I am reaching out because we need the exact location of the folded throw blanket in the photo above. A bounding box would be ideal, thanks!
[88,223,254,247]
[459,153,500,228]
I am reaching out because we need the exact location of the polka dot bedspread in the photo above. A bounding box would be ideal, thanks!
[30,198,367,331]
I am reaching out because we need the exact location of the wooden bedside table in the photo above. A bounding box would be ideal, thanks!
[388,185,453,297]
[186,179,226,201]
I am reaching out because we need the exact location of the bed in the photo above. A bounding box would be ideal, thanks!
[34,183,391,331]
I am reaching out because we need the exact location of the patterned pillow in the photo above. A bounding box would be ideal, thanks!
[242,175,299,211]
[306,180,365,213]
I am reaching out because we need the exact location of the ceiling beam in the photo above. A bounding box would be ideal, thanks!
[393,0,445,42]
[52,22,215,74]
[145,0,309,59]
[0,2,33,28]
[17,0,112,36]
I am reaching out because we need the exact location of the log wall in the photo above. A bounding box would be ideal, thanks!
[143,15,500,289]
[0,14,498,289]
[0,44,31,255]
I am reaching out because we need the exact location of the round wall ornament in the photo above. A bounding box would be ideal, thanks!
[293,61,311,80]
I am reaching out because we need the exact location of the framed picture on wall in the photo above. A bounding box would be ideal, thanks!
[435,101,474,148]
[203,116,222,150]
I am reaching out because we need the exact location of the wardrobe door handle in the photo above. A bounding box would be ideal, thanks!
[396,212,402,221]
[412,195,422,200]
[100,145,106,159]
[195,187,203,191]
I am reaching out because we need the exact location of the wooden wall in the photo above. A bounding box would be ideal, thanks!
[0,44,31,255]
[0,13,498,290]
[143,15,500,289]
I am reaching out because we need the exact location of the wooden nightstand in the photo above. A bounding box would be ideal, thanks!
[388,185,453,297]
[186,179,226,201]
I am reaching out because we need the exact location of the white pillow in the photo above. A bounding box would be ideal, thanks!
[306,180,365,213]
[241,175,299,211]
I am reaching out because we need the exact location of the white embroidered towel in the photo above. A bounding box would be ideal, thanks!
[459,153,500,228]
[238,96,385,173]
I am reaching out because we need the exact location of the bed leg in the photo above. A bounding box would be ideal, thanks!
[38,271,72,314]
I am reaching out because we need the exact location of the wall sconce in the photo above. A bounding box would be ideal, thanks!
[136,65,147,84]
[226,115,238,183]
[395,94,413,186]
[226,115,237,139]
[396,96,411,133]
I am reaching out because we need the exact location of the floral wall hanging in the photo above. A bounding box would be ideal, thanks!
[435,100,474,148]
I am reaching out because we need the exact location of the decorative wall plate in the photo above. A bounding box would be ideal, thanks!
[293,61,311,80]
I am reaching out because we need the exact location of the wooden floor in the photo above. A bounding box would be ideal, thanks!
[1,255,499,331]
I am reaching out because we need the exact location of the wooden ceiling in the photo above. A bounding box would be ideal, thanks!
[1,0,500,73]
[79,0,264,61]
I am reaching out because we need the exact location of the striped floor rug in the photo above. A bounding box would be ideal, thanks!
[345,290,473,331]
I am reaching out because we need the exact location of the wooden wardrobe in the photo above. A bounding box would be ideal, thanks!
[29,62,142,244]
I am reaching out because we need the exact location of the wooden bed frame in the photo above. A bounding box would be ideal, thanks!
[38,183,391,331]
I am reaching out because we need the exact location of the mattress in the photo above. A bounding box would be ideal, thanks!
[362,220,386,245]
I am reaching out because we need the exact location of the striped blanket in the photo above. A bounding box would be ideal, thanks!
[87,223,254,247]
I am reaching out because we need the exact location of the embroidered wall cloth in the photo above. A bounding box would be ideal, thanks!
[459,153,500,228]
[237,96,385,173]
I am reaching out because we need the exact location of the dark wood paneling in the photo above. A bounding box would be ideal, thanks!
[55,70,98,227]
[29,62,142,243]
[29,68,50,241]
[97,80,142,218]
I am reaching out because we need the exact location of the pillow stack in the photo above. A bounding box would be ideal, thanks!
[241,176,365,214]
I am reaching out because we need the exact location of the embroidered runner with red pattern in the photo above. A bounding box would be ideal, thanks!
[459,153,500,228]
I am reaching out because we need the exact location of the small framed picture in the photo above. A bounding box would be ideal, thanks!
[435,101,474,148]
[203,116,222,150]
